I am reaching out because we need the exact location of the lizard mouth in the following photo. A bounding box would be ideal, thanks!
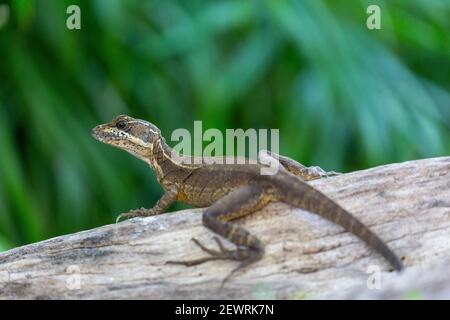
[92,125,129,145]
[91,125,106,142]
[92,125,117,142]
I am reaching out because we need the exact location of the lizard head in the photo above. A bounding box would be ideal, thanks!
[92,115,162,162]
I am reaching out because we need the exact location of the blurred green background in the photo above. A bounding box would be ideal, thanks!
[0,0,449,251]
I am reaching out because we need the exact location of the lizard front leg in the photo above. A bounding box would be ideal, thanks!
[116,185,178,222]
[262,150,340,181]
[167,184,270,283]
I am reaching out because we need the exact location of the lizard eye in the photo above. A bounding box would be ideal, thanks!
[116,120,128,130]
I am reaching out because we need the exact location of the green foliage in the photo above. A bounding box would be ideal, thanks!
[0,0,449,250]
[404,290,423,300]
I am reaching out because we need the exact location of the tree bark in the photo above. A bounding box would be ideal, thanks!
[1,157,449,299]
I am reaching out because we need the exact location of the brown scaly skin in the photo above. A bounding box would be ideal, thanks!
[92,115,404,283]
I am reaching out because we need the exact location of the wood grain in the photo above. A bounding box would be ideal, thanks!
[1,157,449,299]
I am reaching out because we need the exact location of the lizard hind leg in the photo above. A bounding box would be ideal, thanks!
[166,184,269,284]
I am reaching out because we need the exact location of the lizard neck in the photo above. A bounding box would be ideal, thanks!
[149,137,196,184]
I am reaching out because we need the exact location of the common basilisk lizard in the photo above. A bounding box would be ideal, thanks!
[92,115,403,281]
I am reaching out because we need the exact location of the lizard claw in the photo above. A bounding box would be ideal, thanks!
[220,260,253,288]
[325,170,341,177]
[307,166,341,179]
[191,237,230,255]
[212,236,229,253]
[166,237,262,286]
[166,237,231,266]
[115,207,155,223]
[115,213,132,223]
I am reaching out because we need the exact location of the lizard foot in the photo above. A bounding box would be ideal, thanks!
[308,166,341,179]
[115,208,155,223]
[325,170,341,177]
[166,237,262,286]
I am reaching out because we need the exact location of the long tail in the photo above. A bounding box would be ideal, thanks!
[272,174,404,271]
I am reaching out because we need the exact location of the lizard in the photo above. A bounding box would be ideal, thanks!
[92,115,404,282]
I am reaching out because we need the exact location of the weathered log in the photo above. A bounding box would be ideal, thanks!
[0,157,449,299]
